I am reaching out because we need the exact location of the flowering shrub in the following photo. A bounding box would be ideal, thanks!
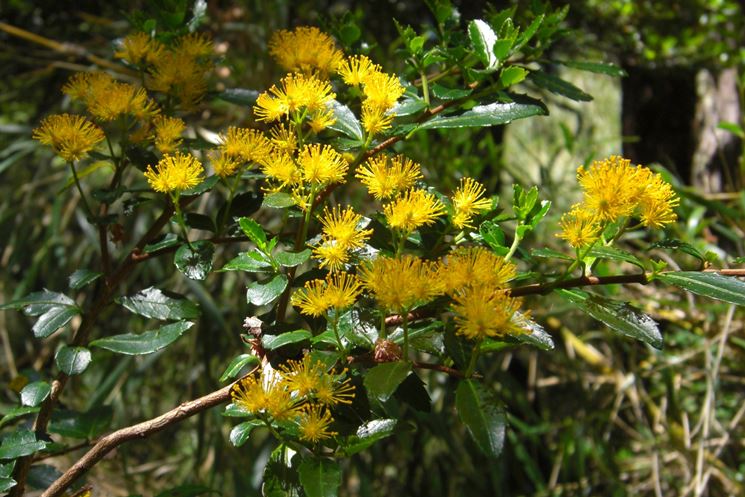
[2,4,744,497]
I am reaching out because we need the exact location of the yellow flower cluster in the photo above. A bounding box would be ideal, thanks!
[291,272,362,317]
[359,255,442,313]
[557,156,680,247]
[438,247,516,295]
[451,177,493,229]
[356,154,423,199]
[383,188,446,234]
[313,206,373,271]
[32,114,105,162]
[269,26,344,77]
[231,355,355,444]
[214,127,273,177]
[152,115,185,154]
[63,72,159,121]
[143,152,204,194]
[254,73,336,130]
[115,32,164,67]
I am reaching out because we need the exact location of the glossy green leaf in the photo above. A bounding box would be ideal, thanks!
[479,221,509,256]
[531,247,574,261]
[528,70,593,101]
[499,66,528,87]
[655,271,745,306]
[0,462,15,492]
[391,97,427,116]
[298,458,342,497]
[222,403,252,418]
[511,312,554,351]
[513,14,544,51]
[468,19,498,70]
[55,346,92,375]
[0,407,39,428]
[20,381,51,407]
[174,241,215,281]
[33,305,80,338]
[217,88,259,106]
[274,249,311,268]
[143,233,180,254]
[588,246,645,269]
[418,98,547,130]
[650,239,705,263]
[118,287,200,321]
[229,420,264,447]
[68,269,102,290]
[262,330,312,350]
[238,217,267,248]
[364,361,411,402]
[558,60,627,77]
[0,430,46,459]
[0,290,74,313]
[262,192,296,208]
[456,379,505,458]
[90,321,194,355]
[27,463,63,491]
[343,419,397,455]
[328,100,363,141]
[557,289,662,348]
[246,274,288,306]
[185,212,215,232]
[219,354,259,382]
[48,407,113,439]
[220,251,274,272]
[431,84,473,100]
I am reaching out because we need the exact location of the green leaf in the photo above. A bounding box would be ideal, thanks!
[513,14,544,51]
[479,220,509,255]
[455,380,506,458]
[649,239,705,263]
[216,88,259,106]
[298,458,342,497]
[274,249,311,268]
[430,84,473,101]
[222,404,252,418]
[511,313,554,351]
[531,247,574,261]
[68,269,102,290]
[48,407,113,439]
[587,246,645,269]
[219,354,258,382]
[343,419,397,455]
[655,271,745,306]
[143,233,180,254]
[262,192,296,208]
[90,321,194,355]
[220,251,274,272]
[181,175,220,196]
[20,381,51,407]
[0,290,74,313]
[391,97,427,116]
[27,463,63,491]
[499,66,528,87]
[328,100,363,141]
[528,70,593,101]
[185,212,215,232]
[262,330,312,350]
[55,346,92,375]
[0,430,46,459]
[0,407,39,428]
[33,305,80,339]
[229,420,264,447]
[174,241,215,281]
[238,217,267,248]
[246,274,288,306]
[118,287,200,321]
[364,361,411,402]
[557,289,662,348]
[0,462,15,492]
[558,60,627,77]
[468,19,498,71]
[418,97,547,130]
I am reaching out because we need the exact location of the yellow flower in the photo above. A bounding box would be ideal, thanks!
[261,152,301,187]
[297,404,337,443]
[451,177,493,229]
[362,71,405,111]
[384,189,445,233]
[152,115,185,153]
[308,108,337,133]
[361,102,395,136]
[439,247,516,295]
[219,127,273,164]
[174,32,213,59]
[356,154,423,199]
[231,366,301,420]
[337,55,381,87]
[115,32,164,66]
[556,205,602,248]
[291,272,362,317]
[313,242,350,272]
[208,150,242,178]
[269,124,298,154]
[231,374,268,414]
[318,205,372,251]
[254,73,335,122]
[279,354,327,397]
[297,144,348,186]
[63,72,159,121]
[359,255,442,312]
[32,114,105,162]
[577,156,643,223]
[148,50,208,109]
[144,152,204,194]
[269,26,344,76]
[451,286,522,341]
[637,169,679,228]
[314,373,355,406]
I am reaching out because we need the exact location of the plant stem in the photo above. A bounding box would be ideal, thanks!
[465,340,481,378]
[68,161,94,220]
[171,194,193,249]
[420,69,430,107]
[330,313,346,356]
[402,310,410,359]
[504,229,522,262]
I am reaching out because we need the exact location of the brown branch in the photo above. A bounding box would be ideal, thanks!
[40,383,235,497]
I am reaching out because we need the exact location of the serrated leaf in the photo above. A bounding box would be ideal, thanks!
[118,287,200,320]
[219,354,259,382]
[48,407,113,439]
[363,361,411,402]
[456,380,505,458]
[430,84,473,100]
[656,271,745,306]
[468,19,498,71]
[216,88,259,106]
[68,269,102,290]
[418,98,547,130]
[55,346,92,375]
[262,192,296,208]
[246,274,288,306]
[528,70,593,101]
[531,247,573,261]
[90,321,194,355]
[238,217,267,248]
[274,249,311,268]
[513,14,544,51]
[298,458,341,497]
[220,252,274,272]
[343,419,397,455]
[588,246,645,269]
[229,420,264,447]
[262,330,312,350]
[0,430,46,459]
[479,221,509,255]
[558,60,627,77]
[174,241,214,281]
[328,100,363,141]
[20,381,51,407]
[33,305,80,338]
[649,239,705,262]
[0,290,74,315]
[499,66,528,87]
[557,289,662,348]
